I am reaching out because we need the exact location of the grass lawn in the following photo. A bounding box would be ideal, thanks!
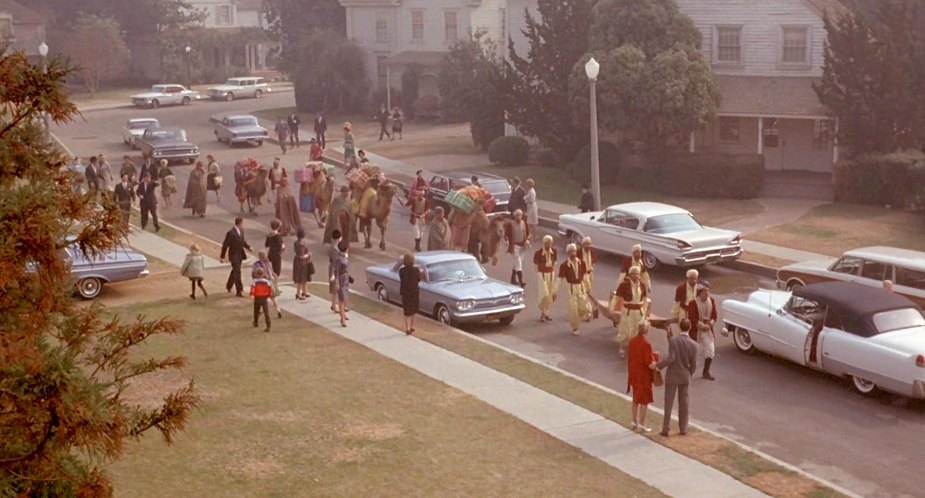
[750,202,925,257]
[106,296,664,497]
[485,165,765,228]
[310,284,846,498]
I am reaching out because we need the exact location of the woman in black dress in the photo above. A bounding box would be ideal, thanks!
[398,253,421,335]
[265,219,284,277]
[292,228,313,300]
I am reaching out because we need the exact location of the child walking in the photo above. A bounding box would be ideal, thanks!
[180,243,208,299]
[253,251,283,318]
[251,267,273,332]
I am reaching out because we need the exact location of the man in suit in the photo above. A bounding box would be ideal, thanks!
[287,113,301,148]
[113,173,135,226]
[508,177,527,214]
[655,318,698,437]
[85,156,100,192]
[220,216,252,297]
[314,112,327,148]
[135,172,160,232]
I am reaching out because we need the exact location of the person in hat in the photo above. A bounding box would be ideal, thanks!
[509,177,527,214]
[612,265,650,358]
[323,185,358,245]
[619,244,652,290]
[534,234,558,322]
[553,243,590,336]
[579,236,597,307]
[408,187,430,252]
[671,269,700,336]
[578,183,595,213]
[686,282,717,380]
[504,209,530,287]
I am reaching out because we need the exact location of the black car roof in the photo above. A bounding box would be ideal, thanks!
[794,282,919,335]
[439,171,507,182]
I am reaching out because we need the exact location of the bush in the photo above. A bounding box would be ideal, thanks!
[201,65,250,84]
[568,141,621,184]
[538,149,559,169]
[488,136,530,166]
[658,153,764,199]
[413,94,442,120]
[834,150,925,207]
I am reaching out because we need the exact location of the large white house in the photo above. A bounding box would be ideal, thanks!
[188,0,277,74]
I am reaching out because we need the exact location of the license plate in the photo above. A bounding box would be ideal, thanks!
[485,313,501,321]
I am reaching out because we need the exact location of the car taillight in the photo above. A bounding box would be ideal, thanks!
[916,354,925,368]
[677,240,692,250]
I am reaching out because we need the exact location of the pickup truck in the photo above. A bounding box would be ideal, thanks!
[135,127,200,164]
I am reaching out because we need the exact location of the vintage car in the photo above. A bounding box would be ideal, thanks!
[206,77,271,101]
[722,281,925,399]
[121,118,160,148]
[777,246,925,307]
[365,251,525,326]
[558,202,742,269]
[65,242,150,299]
[134,127,199,164]
[130,84,200,108]
[213,114,269,146]
[424,171,512,216]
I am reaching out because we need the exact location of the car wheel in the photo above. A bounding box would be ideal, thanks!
[851,375,878,395]
[150,99,159,109]
[570,232,583,246]
[376,283,388,303]
[435,304,452,326]
[499,315,515,326]
[77,277,103,299]
[787,279,804,292]
[256,141,263,146]
[731,326,756,354]
[225,92,234,102]
[254,89,262,98]
[181,97,191,106]
[641,251,658,270]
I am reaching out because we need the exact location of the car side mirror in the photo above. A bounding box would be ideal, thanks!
[590,216,596,221]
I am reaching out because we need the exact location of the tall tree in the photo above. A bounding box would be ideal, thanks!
[263,0,346,73]
[505,0,595,160]
[289,30,369,113]
[589,0,701,55]
[64,14,131,97]
[0,50,199,495]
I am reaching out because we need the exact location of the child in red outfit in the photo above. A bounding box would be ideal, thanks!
[250,267,273,332]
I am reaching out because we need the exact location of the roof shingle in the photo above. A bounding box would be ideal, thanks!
[716,75,829,118]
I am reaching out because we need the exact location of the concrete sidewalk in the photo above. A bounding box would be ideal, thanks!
[128,226,224,268]
[277,292,768,498]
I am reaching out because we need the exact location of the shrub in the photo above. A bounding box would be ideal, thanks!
[488,136,530,166]
[834,150,925,207]
[658,153,764,199]
[568,141,621,184]
[413,94,442,120]
[201,65,250,84]
[538,149,559,169]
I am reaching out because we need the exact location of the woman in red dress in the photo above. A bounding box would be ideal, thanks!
[627,321,658,432]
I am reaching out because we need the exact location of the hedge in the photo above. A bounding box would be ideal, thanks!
[834,150,925,207]
[568,141,621,184]
[488,136,530,166]
[659,153,765,199]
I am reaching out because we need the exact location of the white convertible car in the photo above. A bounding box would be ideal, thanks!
[557,202,742,269]
[722,281,925,399]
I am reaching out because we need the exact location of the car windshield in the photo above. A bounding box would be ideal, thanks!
[426,259,486,282]
[872,308,925,334]
[151,86,168,92]
[130,120,157,129]
[146,129,186,141]
[228,118,257,127]
[643,213,702,234]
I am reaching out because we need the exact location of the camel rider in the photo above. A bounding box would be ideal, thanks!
[352,183,377,248]
[553,243,591,336]
[618,244,652,291]
[671,269,700,336]
[505,209,530,288]
[533,235,557,323]
[612,266,650,358]
[409,188,429,252]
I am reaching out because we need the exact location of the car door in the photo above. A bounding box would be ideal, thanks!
[594,209,638,256]
[856,259,892,290]
[383,260,403,303]
[760,295,814,364]
[893,266,925,307]
[818,324,874,379]
[418,264,436,314]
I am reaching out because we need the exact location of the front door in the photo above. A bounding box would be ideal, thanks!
[763,118,784,171]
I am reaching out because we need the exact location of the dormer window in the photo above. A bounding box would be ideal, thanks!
[782,26,810,65]
[715,26,742,64]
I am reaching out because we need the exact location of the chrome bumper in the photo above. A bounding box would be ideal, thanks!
[675,247,743,267]
[914,380,925,399]
[451,304,525,323]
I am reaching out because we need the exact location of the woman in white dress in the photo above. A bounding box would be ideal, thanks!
[524,178,538,236]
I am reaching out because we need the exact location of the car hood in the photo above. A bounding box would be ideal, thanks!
[868,326,925,354]
[226,125,268,134]
[132,92,164,99]
[144,139,196,148]
[673,227,740,247]
[559,211,603,224]
[780,259,837,273]
[432,278,520,299]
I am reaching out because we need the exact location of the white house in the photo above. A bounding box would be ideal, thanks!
[188,0,277,74]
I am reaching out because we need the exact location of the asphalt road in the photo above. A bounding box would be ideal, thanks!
[54,93,924,498]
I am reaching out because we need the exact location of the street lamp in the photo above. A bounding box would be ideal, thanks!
[184,46,192,89]
[584,56,602,212]
[38,42,50,145]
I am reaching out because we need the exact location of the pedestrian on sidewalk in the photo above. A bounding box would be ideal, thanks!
[656,318,698,437]
[578,183,595,213]
[534,235,557,323]
[686,282,717,381]
[619,244,652,291]
[250,267,273,332]
[628,321,658,432]
[333,240,351,328]
[183,161,207,217]
[206,154,222,202]
[328,229,343,312]
[309,138,323,161]
[554,243,590,336]
[293,228,313,300]
[97,153,114,194]
[85,156,100,193]
[505,209,530,288]
[579,237,597,306]
[671,269,699,337]
[221,216,251,297]
[120,155,138,185]
[265,219,285,278]
[274,117,290,154]
[139,152,155,182]
[399,253,421,335]
[180,243,208,300]
[157,160,177,207]
[427,206,451,250]
[253,251,282,319]
[524,178,538,236]
[343,122,356,165]
[509,177,527,214]
[612,266,650,359]
[288,113,301,148]
[391,107,403,140]
[376,103,391,141]
[408,188,429,252]
[314,112,327,148]
[135,172,160,233]
[113,174,135,226]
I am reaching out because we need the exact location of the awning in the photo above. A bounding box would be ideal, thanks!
[716,75,830,119]
[386,51,447,67]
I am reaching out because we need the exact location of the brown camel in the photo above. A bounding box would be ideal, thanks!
[448,206,506,265]
[309,169,334,228]
[354,181,399,250]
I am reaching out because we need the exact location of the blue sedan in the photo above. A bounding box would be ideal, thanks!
[66,243,150,299]
[365,251,525,326]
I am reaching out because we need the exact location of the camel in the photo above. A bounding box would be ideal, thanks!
[448,206,506,265]
[308,169,334,228]
[354,181,399,250]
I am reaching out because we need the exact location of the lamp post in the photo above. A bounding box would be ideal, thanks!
[184,46,192,89]
[38,42,51,145]
[584,57,602,212]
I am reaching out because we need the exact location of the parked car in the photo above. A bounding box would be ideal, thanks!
[121,118,160,148]
[425,171,512,216]
[213,114,269,146]
[130,84,200,108]
[64,242,150,299]
[365,251,525,326]
[777,246,925,307]
[557,202,742,269]
[722,281,925,399]
[134,126,199,164]
[206,77,271,101]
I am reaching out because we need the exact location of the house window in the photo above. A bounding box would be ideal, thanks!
[0,18,12,39]
[782,27,809,64]
[375,12,388,43]
[718,117,740,143]
[716,26,742,64]
[444,11,458,42]
[411,10,424,41]
[499,8,506,43]
[215,5,233,26]
[376,55,388,89]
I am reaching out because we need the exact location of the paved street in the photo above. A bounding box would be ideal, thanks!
[55,93,924,498]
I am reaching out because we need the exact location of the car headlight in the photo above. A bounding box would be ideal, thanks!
[152,150,162,156]
[511,293,524,304]
[456,299,475,311]
[192,147,199,153]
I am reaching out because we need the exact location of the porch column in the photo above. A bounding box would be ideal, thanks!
[689,132,695,153]
[832,118,839,164]
[386,65,392,110]
[757,117,764,154]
